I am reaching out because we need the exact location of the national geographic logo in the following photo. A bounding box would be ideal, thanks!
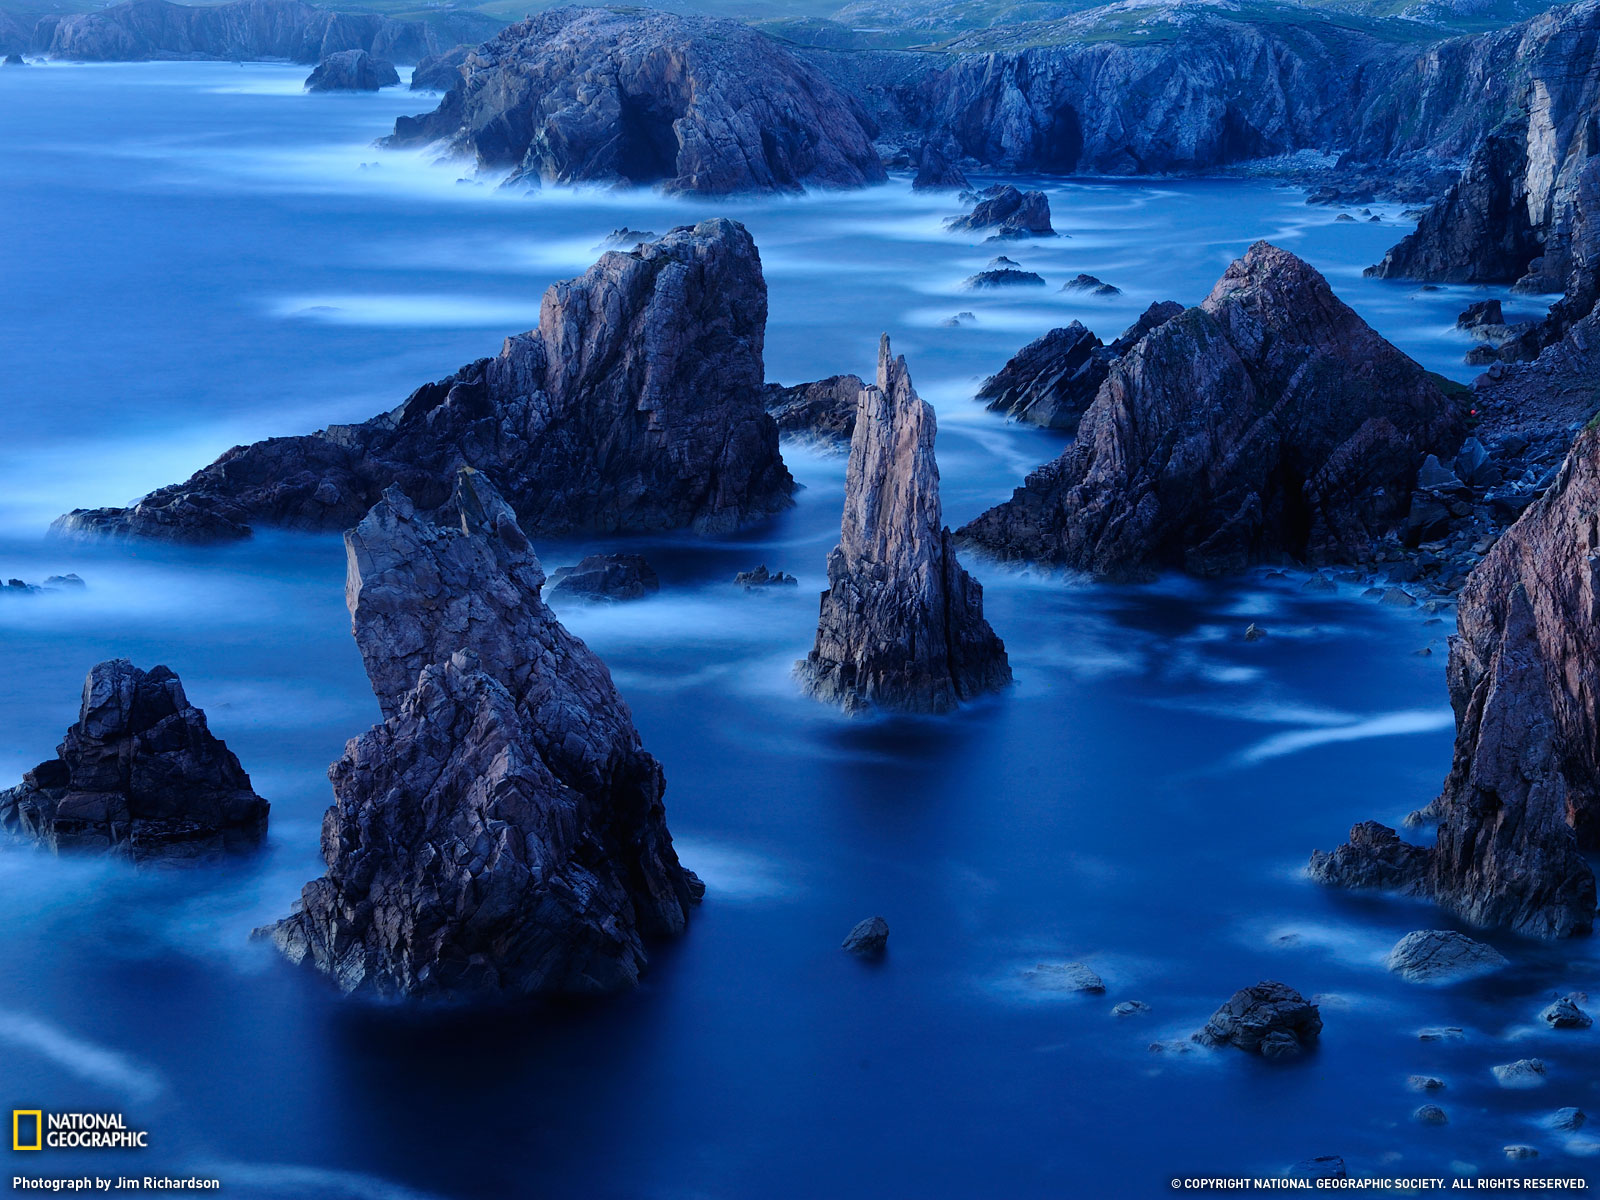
[11,1111,148,1151]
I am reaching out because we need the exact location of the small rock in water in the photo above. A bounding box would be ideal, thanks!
[1418,1026,1466,1042]
[842,916,889,959]
[1112,1000,1150,1016]
[1380,587,1417,608]
[1301,574,1336,593]
[1193,981,1321,1058]
[1541,995,1593,1029]
[1386,930,1508,983]
[962,268,1046,290]
[546,553,659,602]
[1408,1075,1446,1092]
[1244,622,1265,641]
[1504,1145,1539,1160]
[1491,1058,1548,1089]
[1413,1104,1449,1125]
[595,228,657,251]
[1548,1107,1587,1131]
[939,311,978,328]
[1148,1039,1195,1054]
[1060,273,1121,296]
[1024,961,1105,993]
[1289,1157,1347,1181]
[734,564,797,590]
[43,574,85,589]
[986,255,1021,270]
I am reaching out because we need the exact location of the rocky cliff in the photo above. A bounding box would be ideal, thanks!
[796,336,1011,714]
[267,469,699,999]
[387,7,885,195]
[1311,428,1600,939]
[1,659,269,860]
[54,219,792,543]
[958,243,1464,578]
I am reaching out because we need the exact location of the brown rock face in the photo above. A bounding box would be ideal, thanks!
[1312,430,1600,938]
[387,7,884,195]
[0,659,269,860]
[958,242,1464,579]
[54,219,793,544]
[267,469,698,999]
[796,337,1011,715]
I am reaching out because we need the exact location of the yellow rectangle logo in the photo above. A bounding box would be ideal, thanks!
[12,1110,42,1151]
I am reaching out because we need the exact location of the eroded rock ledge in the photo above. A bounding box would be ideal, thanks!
[1310,428,1600,939]
[796,336,1011,714]
[54,219,792,543]
[267,469,699,999]
[957,242,1465,579]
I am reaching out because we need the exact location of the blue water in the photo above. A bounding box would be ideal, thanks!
[1,62,1596,1198]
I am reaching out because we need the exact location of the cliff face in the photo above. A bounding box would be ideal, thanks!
[958,243,1464,579]
[53,219,793,543]
[388,7,885,195]
[35,0,452,64]
[796,337,1011,715]
[268,470,698,999]
[1311,429,1600,939]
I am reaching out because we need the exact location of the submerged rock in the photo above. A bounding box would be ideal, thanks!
[796,336,1011,715]
[763,375,864,445]
[54,220,793,544]
[1541,995,1593,1029]
[546,553,659,603]
[386,8,884,195]
[1491,1058,1548,1088]
[1549,1107,1588,1132]
[305,49,398,91]
[946,185,1055,239]
[842,916,889,958]
[734,565,797,590]
[958,242,1464,579]
[1024,961,1105,993]
[1113,999,1151,1016]
[962,268,1046,290]
[0,659,268,860]
[1413,1104,1449,1125]
[1385,929,1507,983]
[266,470,698,999]
[1193,981,1321,1058]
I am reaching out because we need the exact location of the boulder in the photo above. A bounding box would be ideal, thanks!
[1112,1000,1151,1016]
[546,553,659,603]
[54,220,793,544]
[1193,981,1322,1058]
[1023,962,1105,993]
[304,48,398,91]
[1413,1104,1449,1125]
[1541,995,1593,1029]
[265,470,699,999]
[945,185,1055,239]
[763,375,864,444]
[842,916,888,958]
[0,659,268,860]
[1491,1058,1548,1088]
[1408,1075,1446,1092]
[1458,299,1504,330]
[1549,1107,1588,1131]
[962,268,1046,290]
[796,336,1011,715]
[958,243,1464,579]
[1385,929,1507,983]
[386,8,884,195]
[734,565,797,590]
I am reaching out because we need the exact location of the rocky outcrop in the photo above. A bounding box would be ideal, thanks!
[409,43,469,91]
[734,565,796,590]
[1062,274,1120,296]
[387,7,884,195]
[266,470,699,999]
[305,49,398,91]
[962,268,1045,290]
[976,302,1182,431]
[1310,427,1600,938]
[763,375,864,445]
[945,185,1054,239]
[912,141,968,191]
[842,916,888,958]
[34,0,460,64]
[0,659,268,860]
[796,336,1011,715]
[547,553,659,602]
[1194,982,1321,1059]
[54,220,792,544]
[1386,930,1508,982]
[958,243,1464,578]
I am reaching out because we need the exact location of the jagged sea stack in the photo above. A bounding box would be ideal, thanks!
[268,469,700,999]
[0,659,269,860]
[1311,429,1600,938]
[796,337,1011,715]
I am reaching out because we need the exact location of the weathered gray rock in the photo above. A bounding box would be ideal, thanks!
[1061,273,1120,296]
[962,268,1045,290]
[1112,999,1151,1016]
[409,43,470,91]
[764,375,865,445]
[1023,961,1105,993]
[945,185,1054,239]
[1193,981,1322,1058]
[54,220,793,544]
[796,336,1011,715]
[1492,1057,1548,1088]
[1408,1075,1446,1092]
[1505,1145,1540,1160]
[734,565,797,590]
[0,659,268,860]
[305,48,398,91]
[1541,994,1593,1029]
[959,243,1464,579]
[1459,299,1505,330]
[1385,929,1508,983]
[387,7,884,195]
[266,470,698,999]
[1414,1103,1449,1125]
[842,916,888,958]
[546,553,658,603]
[912,141,968,191]
[1549,1107,1588,1131]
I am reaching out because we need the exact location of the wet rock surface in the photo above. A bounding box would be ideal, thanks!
[958,243,1464,579]
[734,565,797,590]
[1193,981,1322,1058]
[1385,930,1508,982]
[266,470,698,1000]
[54,219,793,544]
[0,659,269,860]
[796,336,1011,715]
[945,185,1054,239]
[764,375,865,445]
[304,48,397,91]
[842,916,888,958]
[546,554,659,603]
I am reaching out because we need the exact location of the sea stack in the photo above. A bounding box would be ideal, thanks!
[796,336,1011,715]
[0,659,269,860]
[267,468,700,998]
[1310,429,1600,938]
[959,243,1465,578]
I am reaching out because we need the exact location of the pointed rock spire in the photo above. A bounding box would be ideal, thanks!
[796,336,1011,714]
